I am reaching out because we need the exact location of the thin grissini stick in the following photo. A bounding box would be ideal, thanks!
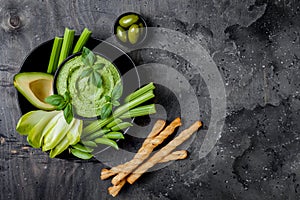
[107,150,187,197]
[127,120,202,185]
[108,179,126,197]
[111,118,181,185]
[101,150,187,181]
[100,119,167,180]
[159,150,188,163]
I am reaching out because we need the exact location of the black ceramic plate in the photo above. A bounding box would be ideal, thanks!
[17,36,201,163]
[17,36,141,159]
[18,36,140,115]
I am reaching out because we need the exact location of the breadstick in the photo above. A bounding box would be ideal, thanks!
[111,118,182,185]
[107,150,188,197]
[108,179,126,197]
[127,121,202,184]
[159,150,188,163]
[101,119,166,180]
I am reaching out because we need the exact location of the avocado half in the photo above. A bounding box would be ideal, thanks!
[14,72,55,110]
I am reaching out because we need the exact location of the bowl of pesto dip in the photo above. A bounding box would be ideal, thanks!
[54,40,140,119]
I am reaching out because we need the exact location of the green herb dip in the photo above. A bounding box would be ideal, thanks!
[56,55,121,118]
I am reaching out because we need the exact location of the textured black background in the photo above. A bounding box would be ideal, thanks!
[0,0,300,199]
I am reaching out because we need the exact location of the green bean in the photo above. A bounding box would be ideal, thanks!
[94,138,119,150]
[102,132,124,140]
[111,122,132,131]
[84,129,110,141]
[72,143,93,153]
[106,118,122,129]
[70,148,93,160]
[81,140,98,148]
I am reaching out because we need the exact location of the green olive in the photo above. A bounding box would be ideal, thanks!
[119,14,139,28]
[128,24,140,44]
[138,22,144,35]
[116,26,127,43]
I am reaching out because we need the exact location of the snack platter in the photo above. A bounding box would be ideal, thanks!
[14,13,202,197]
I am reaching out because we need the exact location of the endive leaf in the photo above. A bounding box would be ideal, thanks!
[27,111,60,148]
[49,135,70,158]
[16,110,48,135]
[67,119,83,145]
[42,112,69,151]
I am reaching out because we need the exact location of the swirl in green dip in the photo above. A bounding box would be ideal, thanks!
[56,55,121,118]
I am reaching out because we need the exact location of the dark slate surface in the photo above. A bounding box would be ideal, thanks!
[1,0,300,199]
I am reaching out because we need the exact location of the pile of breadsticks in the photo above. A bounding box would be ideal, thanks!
[100,117,202,197]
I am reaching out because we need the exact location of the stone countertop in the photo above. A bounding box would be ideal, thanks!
[0,0,299,199]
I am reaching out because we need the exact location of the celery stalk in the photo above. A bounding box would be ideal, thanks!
[57,28,75,68]
[119,104,156,119]
[73,28,92,53]
[47,37,63,74]
[124,82,155,103]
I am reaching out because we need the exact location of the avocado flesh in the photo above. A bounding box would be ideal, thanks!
[14,72,55,110]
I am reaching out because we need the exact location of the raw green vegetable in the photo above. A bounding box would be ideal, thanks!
[94,137,119,150]
[102,132,124,140]
[81,140,98,148]
[16,110,54,135]
[111,122,132,131]
[66,119,82,145]
[27,111,61,148]
[72,143,93,153]
[84,129,110,141]
[106,118,122,128]
[47,37,63,74]
[70,148,93,160]
[58,28,75,67]
[124,82,155,103]
[120,104,156,119]
[16,110,59,148]
[113,90,155,116]
[83,89,155,134]
[42,112,69,151]
[73,28,92,53]
[49,135,69,158]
